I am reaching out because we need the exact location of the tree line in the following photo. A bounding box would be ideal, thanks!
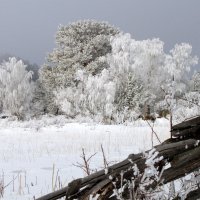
[0,20,199,122]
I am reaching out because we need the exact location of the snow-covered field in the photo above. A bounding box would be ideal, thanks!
[0,117,170,200]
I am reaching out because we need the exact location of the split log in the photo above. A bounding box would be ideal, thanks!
[185,187,200,200]
[36,139,200,200]
[172,116,200,139]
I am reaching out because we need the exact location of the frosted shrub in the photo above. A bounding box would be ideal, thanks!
[192,72,200,91]
[173,91,200,124]
[85,69,116,119]
[111,149,166,199]
[54,69,116,121]
[177,170,200,199]
[0,57,34,119]
[55,87,85,118]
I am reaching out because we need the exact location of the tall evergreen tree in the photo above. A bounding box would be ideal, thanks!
[40,20,119,114]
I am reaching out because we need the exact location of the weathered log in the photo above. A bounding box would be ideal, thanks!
[172,116,200,131]
[185,187,200,200]
[36,139,200,200]
[172,116,200,139]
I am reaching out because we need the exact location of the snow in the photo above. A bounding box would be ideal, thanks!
[0,117,170,200]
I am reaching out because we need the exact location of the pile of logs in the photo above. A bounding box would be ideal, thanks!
[36,116,200,200]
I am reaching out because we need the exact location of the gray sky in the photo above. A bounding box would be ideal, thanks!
[0,0,200,69]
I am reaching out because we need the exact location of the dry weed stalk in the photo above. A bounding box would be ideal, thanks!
[73,148,97,176]
[0,173,18,198]
[52,164,60,192]
[146,120,161,147]
[0,174,4,198]
[100,144,109,169]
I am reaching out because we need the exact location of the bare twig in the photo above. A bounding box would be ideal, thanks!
[53,169,59,191]
[100,144,109,169]
[52,163,55,192]
[146,120,161,144]
[0,173,19,198]
[73,148,97,176]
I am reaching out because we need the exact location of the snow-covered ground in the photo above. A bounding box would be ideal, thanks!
[0,117,170,200]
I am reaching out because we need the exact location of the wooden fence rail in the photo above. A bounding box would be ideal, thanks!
[36,116,200,200]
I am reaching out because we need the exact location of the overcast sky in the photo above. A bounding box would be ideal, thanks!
[0,0,200,69]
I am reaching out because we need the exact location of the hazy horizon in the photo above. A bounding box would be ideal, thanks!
[0,0,200,70]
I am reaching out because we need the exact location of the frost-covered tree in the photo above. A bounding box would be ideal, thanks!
[107,34,166,98]
[40,20,119,114]
[38,66,60,114]
[31,80,47,116]
[107,33,164,117]
[173,72,200,122]
[157,43,198,129]
[161,43,198,99]
[47,20,119,75]
[54,68,116,121]
[107,33,198,121]
[192,71,200,91]
[0,53,39,81]
[173,91,200,124]
[84,69,116,121]
[115,73,148,117]
[0,57,34,118]
[39,28,199,122]
[54,56,148,122]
